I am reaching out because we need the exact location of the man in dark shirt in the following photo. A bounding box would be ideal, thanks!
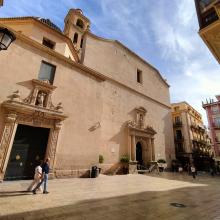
[32,158,50,194]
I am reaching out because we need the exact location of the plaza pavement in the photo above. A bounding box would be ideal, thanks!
[0,172,220,220]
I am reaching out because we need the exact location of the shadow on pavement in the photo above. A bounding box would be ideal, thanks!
[0,184,215,220]
[0,190,31,197]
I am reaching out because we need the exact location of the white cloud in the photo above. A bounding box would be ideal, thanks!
[147,0,220,125]
[1,0,219,125]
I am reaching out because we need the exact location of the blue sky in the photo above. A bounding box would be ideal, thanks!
[1,0,220,124]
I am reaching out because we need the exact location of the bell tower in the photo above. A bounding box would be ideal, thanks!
[64,9,90,53]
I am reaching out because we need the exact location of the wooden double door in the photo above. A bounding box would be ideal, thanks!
[4,124,50,180]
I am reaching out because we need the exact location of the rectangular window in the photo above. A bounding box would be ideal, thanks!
[176,130,182,139]
[42,37,55,49]
[137,69,142,84]
[38,61,56,84]
[216,132,220,142]
[80,38,84,48]
[214,117,220,127]
[211,105,219,114]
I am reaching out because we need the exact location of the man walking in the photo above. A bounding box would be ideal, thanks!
[27,160,43,192]
[191,164,196,179]
[32,158,50,194]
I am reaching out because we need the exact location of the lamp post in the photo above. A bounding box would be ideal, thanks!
[0,27,16,51]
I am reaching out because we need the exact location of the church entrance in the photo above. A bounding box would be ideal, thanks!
[136,142,143,165]
[4,124,50,180]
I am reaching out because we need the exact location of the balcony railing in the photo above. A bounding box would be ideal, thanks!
[190,123,205,132]
[192,138,208,144]
[202,9,218,27]
[211,110,220,114]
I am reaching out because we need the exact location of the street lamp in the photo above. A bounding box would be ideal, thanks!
[0,27,16,51]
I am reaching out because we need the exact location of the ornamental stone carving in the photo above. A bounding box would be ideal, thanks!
[127,107,156,135]
[9,90,21,102]
[127,107,156,169]
[21,79,60,111]
[0,79,68,181]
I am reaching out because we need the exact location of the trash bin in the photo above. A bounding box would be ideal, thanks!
[91,166,99,178]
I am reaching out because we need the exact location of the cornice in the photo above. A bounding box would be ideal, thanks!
[68,9,90,23]
[199,19,220,34]
[106,76,171,110]
[203,101,220,108]
[171,102,202,117]
[12,30,106,82]
[2,101,68,121]
[0,17,79,62]
[87,32,170,88]
[199,20,220,64]
[6,27,171,110]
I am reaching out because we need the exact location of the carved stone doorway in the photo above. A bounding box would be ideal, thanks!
[127,107,156,174]
[4,124,50,180]
[0,79,68,181]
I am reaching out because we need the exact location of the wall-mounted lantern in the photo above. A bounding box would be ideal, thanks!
[0,27,16,51]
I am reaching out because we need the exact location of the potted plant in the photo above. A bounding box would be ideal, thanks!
[120,155,129,174]
[157,159,167,172]
[99,154,104,164]
[98,154,104,173]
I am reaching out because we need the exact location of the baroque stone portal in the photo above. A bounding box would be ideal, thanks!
[127,107,156,170]
[0,79,67,180]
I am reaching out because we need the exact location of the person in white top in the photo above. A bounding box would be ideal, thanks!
[27,161,43,192]
[190,164,196,179]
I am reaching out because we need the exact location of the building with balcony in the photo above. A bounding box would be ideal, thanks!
[195,0,220,63]
[172,102,212,167]
[0,9,175,181]
[203,95,220,156]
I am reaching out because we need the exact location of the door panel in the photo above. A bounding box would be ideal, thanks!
[136,142,143,165]
[4,124,50,180]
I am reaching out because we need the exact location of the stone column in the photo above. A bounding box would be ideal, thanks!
[129,135,132,161]
[45,91,52,109]
[30,87,39,105]
[151,138,155,161]
[46,120,62,178]
[0,113,17,180]
[131,135,136,161]
[147,138,152,161]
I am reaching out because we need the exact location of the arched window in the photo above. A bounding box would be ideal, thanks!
[76,19,84,29]
[73,33,78,44]
[80,38,83,48]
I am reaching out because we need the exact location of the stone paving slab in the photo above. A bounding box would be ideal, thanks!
[0,172,219,219]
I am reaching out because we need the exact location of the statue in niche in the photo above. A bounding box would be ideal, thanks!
[36,91,46,107]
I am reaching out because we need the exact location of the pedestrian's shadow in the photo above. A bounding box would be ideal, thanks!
[0,190,31,197]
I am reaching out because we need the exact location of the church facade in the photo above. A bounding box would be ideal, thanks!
[0,9,175,180]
